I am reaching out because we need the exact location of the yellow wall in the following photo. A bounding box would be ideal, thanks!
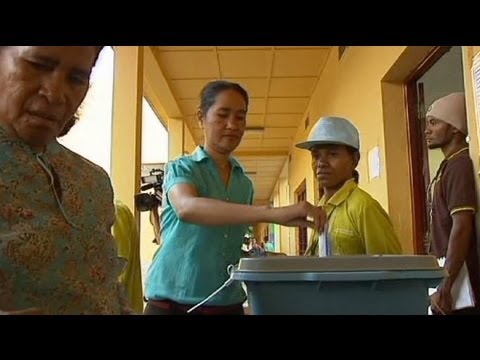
[167,118,198,160]
[463,47,480,229]
[254,160,294,253]
[255,223,269,243]
[184,123,197,154]
[278,177,292,253]
[111,46,144,216]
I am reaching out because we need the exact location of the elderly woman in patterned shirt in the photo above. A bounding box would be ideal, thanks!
[0,46,131,315]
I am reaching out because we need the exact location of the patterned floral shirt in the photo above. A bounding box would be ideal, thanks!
[0,125,126,314]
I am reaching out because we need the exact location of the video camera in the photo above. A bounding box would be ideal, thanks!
[134,168,164,212]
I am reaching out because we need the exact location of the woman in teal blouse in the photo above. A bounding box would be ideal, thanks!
[144,80,325,315]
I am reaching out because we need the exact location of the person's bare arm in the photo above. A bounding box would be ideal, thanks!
[168,183,325,230]
[433,211,473,314]
[444,212,473,287]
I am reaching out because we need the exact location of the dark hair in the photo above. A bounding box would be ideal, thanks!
[353,170,359,183]
[345,146,360,182]
[345,145,359,155]
[58,113,79,138]
[93,46,105,64]
[198,80,249,115]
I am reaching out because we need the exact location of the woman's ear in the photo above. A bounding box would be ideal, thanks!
[196,109,204,129]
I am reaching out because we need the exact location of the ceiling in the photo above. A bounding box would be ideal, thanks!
[151,46,331,202]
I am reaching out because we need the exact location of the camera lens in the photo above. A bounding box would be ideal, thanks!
[134,193,157,212]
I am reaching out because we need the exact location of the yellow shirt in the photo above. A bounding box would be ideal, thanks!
[306,179,402,256]
[113,200,144,313]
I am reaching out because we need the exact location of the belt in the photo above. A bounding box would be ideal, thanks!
[148,299,243,315]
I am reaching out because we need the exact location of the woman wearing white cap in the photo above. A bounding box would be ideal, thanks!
[296,116,402,256]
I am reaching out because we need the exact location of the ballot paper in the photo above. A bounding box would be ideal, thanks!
[428,258,475,314]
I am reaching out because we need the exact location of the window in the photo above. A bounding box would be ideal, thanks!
[140,97,169,292]
[58,47,115,175]
[141,98,169,165]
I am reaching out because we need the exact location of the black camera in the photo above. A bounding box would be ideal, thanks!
[134,168,164,212]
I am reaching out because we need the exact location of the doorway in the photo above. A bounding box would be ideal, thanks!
[406,46,465,253]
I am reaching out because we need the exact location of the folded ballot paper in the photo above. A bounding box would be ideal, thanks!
[428,257,475,314]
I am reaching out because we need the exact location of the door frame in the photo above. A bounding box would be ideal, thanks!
[404,46,452,254]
